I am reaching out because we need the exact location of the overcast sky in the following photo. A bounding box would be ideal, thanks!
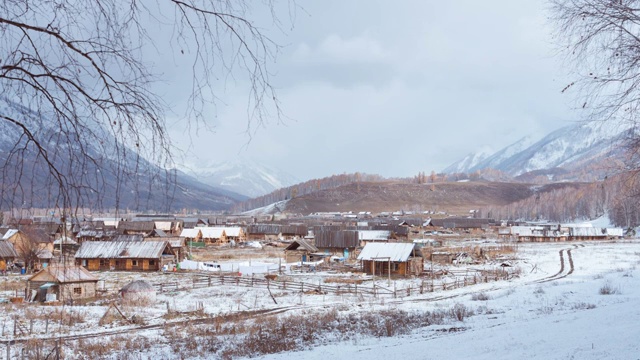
[164,0,577,181]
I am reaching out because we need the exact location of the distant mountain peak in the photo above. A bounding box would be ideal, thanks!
[182,158,299,198]
[443,121,632,180]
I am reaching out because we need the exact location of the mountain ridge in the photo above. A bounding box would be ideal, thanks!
[443,121,632,179]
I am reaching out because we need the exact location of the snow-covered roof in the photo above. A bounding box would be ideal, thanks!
[570,227,606,237]
[222,227,243,237]
[75,241,170,259]
[200,227,225,239]
[179,228,201,238]
[154,221,173,231]
[28,266,98,283]
[2,229,19,240]
[358,230,390,241]
[605,228,624,237]
[357,243,416,262]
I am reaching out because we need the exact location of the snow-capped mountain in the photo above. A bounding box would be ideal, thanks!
[443,150,491,174]
[444,135,537,174]
[0,97,244,211]
[184,159,300,198]
[444,121,633,178]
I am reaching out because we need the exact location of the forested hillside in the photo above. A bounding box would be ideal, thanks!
[482,172,640,228]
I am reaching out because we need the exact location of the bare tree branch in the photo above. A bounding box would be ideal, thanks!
[0,0,287,216]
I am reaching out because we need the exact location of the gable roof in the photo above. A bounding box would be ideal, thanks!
[179,228,201,238]
[199,227,225,239]
[357,243,416,262]
[284,239,318,252]
[75,241,171,259]
[358,230,390,241]
[1,229,19,240]
[222,227,243,237]
[28,266,98,283]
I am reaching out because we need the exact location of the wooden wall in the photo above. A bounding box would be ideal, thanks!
[76,258,161,271]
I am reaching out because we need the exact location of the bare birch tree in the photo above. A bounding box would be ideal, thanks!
[0,1,285,214]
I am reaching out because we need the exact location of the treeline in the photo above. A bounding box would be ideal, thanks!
[232,173,385,212]
[482,172,640,228]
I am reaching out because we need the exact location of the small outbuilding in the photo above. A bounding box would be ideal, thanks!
[26,266,98,303]
[357,242,423,277]
[284,239,319,263]
[120,280,156,304]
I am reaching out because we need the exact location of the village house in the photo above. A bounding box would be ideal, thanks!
[1,228,55,270]
[175,217,208,232]
[428,217,494,233]
[117,221,155,237]
[357,242,423,277]
[500,225,623,242]
[146,237,186,261]
[75,241,175,271]
[313,230,359,259]
[179,228,202,243]
[75,229,115,243]
[26,265,99,303]
[220,227,246,243]
[246,224,282,241]
[199,227,228,244]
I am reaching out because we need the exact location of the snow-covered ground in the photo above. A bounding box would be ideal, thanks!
[2,240,639,359]
[259,241,640,360]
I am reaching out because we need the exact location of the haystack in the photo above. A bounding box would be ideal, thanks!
[120,280,156,304]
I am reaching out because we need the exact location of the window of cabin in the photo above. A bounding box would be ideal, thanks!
[149,260,155,266]
[99,259,109,267]
[132,260,138,266]
[73,287,82,295]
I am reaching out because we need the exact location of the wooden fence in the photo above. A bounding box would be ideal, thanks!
[153,269,515,299]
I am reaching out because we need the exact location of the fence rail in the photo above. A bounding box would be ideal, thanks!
[153,270,516,299]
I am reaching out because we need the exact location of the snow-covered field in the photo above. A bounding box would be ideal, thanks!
[1,240,639,359]
[261,241,640,360]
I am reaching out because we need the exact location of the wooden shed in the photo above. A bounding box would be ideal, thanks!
[284,239,319,263]
[74,241,175,271]
[431,252,455,264]
[357,242,423,277]
[26,266,98,303]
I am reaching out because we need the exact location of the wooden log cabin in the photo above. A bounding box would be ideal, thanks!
[357,242,423,277]
[26,266,98,302]
[74,241,175,271]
